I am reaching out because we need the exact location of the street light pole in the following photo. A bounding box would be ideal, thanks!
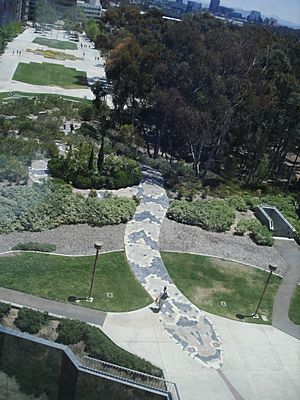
[252,264,277,317]
[86,242,103,302]
[236,264,277,320]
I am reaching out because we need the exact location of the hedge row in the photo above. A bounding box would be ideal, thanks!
[0,307,162,378]
[57,319,163,377]
[167,199,235,232]
[0,181,136,234]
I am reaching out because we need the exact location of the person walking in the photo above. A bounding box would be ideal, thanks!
[156,286,168,311]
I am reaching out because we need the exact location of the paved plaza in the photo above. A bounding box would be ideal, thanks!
[0,27,107,100]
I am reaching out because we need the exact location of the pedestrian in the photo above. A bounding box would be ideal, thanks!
[155,286,168,311]
[83,52,85,57]
[70,122,74,132]
[63,122,66,130]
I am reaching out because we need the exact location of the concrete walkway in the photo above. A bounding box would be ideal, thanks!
[125,166,223,369]
[0,28,112,105]
[0,287,107,326]
[272,240,300,339]
[102,306,300,400]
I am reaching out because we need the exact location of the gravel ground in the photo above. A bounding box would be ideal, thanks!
[159,219,289,276]
[0,224,126,256]
[0,218,289,276]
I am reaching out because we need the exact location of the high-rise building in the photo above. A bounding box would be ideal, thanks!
[209,0,220,13]
[186,1,202,14]
[247,10,262,23]
[0,0,25,25]
[28,0,77,20]
[77,0,102,20]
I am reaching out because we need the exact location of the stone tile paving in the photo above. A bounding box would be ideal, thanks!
[124,166,223,369]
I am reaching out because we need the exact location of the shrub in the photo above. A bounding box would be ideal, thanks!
[167,199,235,232]
[243,195,261,210]
[0,302,11,319]
[48,149,142,190]
[15,308,49,334]
[57,319,89,345]
[91,175,105,189]
[226,196,248,212]
[12,242,56,252]
[236,219,274,246]
[250,222,274,246]
[85,197,136,226]
[73,175,92,189]
[0,181,136,234]
[56,319,163,377]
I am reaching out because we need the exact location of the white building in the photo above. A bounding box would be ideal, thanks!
[77,0,102,20]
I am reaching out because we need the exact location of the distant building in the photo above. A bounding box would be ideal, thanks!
[186,1,202,14]
[0,0,27,25]
[247,10,262,23]
[77,0,102,20]
[209,0,220,13]
[264,17,277,27]
[28,0,77,20]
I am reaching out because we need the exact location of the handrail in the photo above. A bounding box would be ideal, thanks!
[81,356,180,400]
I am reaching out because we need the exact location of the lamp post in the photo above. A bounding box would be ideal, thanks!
[86,242,103,302]
[236,264,277,320]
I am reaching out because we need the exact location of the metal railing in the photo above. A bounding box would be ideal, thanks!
[81,356,180,400]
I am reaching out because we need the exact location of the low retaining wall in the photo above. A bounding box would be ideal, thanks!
[255,205,296,238]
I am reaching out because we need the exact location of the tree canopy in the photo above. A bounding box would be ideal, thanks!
[88,7,300,189]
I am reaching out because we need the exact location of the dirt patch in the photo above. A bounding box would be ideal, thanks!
[193,284,232,303]
[69,340,86,360]
[2,308,19,330]
[210,257,258,275]
[38,320,59,341]
[229,210,256,234]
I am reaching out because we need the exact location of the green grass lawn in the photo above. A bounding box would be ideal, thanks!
[162,252,281,324]
[13,62,87,88]
[289,285,300,324]
[0,252,151,312]
[33,37,77,50]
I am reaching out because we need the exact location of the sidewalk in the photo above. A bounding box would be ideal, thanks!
[272,240,300,339]
[0,287,106,326]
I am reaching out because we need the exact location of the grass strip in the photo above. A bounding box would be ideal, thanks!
[0,252,151,312]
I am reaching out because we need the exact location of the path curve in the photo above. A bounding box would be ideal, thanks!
[272,240,300,339]
[124,166,223,369]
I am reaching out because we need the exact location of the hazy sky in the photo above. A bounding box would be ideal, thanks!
[220,0,300,25]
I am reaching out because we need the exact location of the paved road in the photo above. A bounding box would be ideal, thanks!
[273,239,300,339]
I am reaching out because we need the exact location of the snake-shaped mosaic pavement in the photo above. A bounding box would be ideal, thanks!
[124,166,223,369]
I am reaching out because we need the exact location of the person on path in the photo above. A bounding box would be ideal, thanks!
[156,286,168,311]
[70,122,74,132]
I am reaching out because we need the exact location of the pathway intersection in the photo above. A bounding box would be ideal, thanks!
[125,166,223,369]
